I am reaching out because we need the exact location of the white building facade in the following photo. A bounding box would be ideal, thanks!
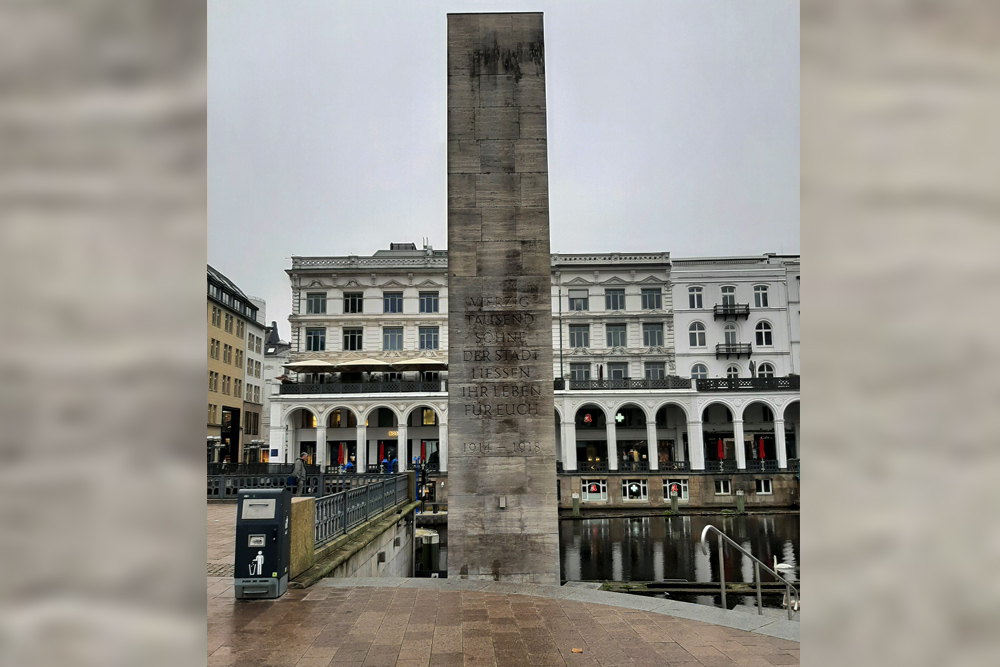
[268,244,800,507]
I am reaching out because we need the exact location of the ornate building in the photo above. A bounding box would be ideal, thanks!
[267,244,800,507]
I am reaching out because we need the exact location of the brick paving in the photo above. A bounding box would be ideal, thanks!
[208,503,798,666]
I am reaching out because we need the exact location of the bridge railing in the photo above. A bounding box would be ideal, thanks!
[314,473,411,547]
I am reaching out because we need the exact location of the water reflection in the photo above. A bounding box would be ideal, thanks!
[559,514,799,609]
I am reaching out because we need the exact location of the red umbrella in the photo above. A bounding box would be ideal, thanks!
[420,441,426,461]
[717,438,724,461]
[758,437,765,460]
[338,443,344,465]
[379,442,384,462]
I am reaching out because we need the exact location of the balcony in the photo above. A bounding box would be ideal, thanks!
[279,380,445,395]
[659,461,690,472]
[713,303,750,320]
[744,459,781,472]
[554,377,691,391]
[715,343,752,359]
[697,376,799,392]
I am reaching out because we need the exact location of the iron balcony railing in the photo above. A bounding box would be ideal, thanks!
[659,461,690,472]
[617,460,650,472]
[207,471,401,499]
[715,343,752,359]
[697,376,799,392]
[279,380,445,395]
[713,303,750,320]
[703,460,738,473]
[577,460,610,472]
[554,377,691,391]
[745,460,781,472]
[314,474,410,547]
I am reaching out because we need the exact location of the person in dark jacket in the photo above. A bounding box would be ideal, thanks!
[292,453,308,495]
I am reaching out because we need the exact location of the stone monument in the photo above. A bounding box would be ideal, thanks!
[446,12,560,583]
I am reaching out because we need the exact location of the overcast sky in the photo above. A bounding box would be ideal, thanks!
[208,0,799,339]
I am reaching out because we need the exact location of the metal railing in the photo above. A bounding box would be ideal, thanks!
[745,460,780,472]
[713,303,750,319]
[700,524,800,620]
[659,461,690,472]
[576,460,610,472]
[314,473,410,547]
[207,471,401,499]
[617,460,650,472]
[554,377,691,391]
[715,343,753,359]
[279,380,444,395]
[696,376,799,392]
[704,460,737,472]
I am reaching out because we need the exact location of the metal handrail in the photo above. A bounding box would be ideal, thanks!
[699,524,799,620]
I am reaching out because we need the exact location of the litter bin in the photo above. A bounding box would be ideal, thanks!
[234,488,291,599]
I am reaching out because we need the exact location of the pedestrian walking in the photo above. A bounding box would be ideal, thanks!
[292,452,308,495]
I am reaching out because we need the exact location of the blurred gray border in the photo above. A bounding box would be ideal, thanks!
[803,1,1000,665]
[0,1,206,666]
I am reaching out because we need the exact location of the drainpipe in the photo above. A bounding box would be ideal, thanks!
[558,287,564,380]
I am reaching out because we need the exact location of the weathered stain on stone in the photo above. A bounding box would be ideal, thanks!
[470,39,544,81]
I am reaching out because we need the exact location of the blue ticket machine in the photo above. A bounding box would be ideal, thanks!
[234,488,291,599]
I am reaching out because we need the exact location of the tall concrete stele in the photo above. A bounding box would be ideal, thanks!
[445,12,560,584]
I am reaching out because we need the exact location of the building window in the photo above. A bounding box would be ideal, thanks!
[568,289,589,311]
[254,386,260,403]
[211,306,221,327]
[301,412,316,428]
[419,326,439,350]
[724,323,739,345]
[714,479,732,495]
[383,327,403,350]
[606,324,627,348]
[721,286,736,306]
[608,362,629,380]
[209,338,218,359]
[644,362,665,380]
[383,292,403,314]
[236,320,244,339]
[688,286,703,309]
[305,328,326,351]
[255,361,261,378]
[344,292,364,313]
[569,363,590,380]
[255,336,262,353]
[755,479,773,495]
[726,365,740,379]
[605,289,625,311]
[234,379,242,398]
[757,362,775,378]
[689,322,706,347]
[754,285,769,308]
[755,321,773,346]
[642,323,663,347]
[235,350,243,368]
[568,324,589,348]
[224,313,233,333]
[221,375,230,395]
[246,384,252,401]
[306,293,327,314]
[222,344,232,364]
[343,328,363,351]
[664,479,689,501]
[419,292,439,313]
[622,479,648,501]
[422,408,437,426]
[247,357,253,374]
[581,479,607,502]
[208,371,217,392]
[641,288,661,310]
[384,372,402,382]
[691,363,709,380]
[208,404,217,424]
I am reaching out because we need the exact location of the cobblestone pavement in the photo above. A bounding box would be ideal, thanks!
[208,503,798,665]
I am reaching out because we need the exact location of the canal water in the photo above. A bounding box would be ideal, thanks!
[559,514,799,610]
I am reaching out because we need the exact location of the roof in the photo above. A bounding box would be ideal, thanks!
[207,264,251,301]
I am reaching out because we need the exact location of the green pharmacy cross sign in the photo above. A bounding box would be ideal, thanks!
[615,413,625,423]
